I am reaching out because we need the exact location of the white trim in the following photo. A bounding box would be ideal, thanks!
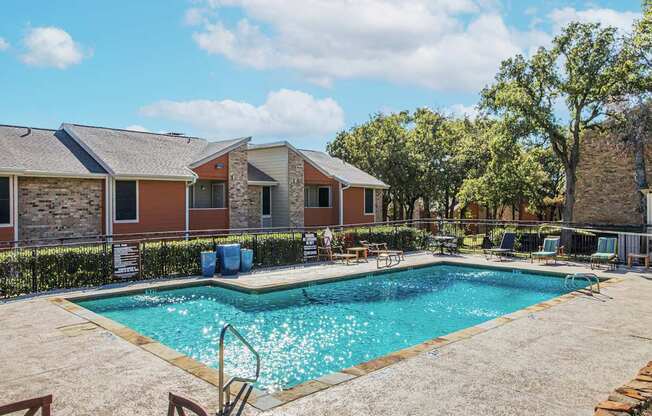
[364,188,375,216]
[248,180,278,186]
[185,182,189,236]
[189,208,229,211]
[113,174,194,181]
[113,179,139,223]
[12,176,18,240]
[187,137,251,168]
[0,175,13,227]
[61,123,115,175]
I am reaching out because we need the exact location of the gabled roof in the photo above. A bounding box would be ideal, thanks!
[247,141,388,188]
[299,149,389,189]
[0,125,107,176]
[63,123,250,179]
[248,163,277,185]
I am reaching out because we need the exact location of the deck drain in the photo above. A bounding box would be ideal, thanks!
[426,350,440,359]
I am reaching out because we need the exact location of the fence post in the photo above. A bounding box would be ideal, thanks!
[31,248,38,293]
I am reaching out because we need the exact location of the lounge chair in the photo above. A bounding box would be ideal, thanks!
[590,237,618,270]
[531,237,563,264]
[483,232,516,261]
[318,244,356,264]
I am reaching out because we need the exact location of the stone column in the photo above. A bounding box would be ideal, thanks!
[288,149,305,228]
[247,185,262,228]
[228,144,249,229]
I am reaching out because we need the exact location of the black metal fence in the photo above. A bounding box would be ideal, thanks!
[0,219,648,299]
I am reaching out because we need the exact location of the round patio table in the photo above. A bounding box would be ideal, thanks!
[432,236,456,255]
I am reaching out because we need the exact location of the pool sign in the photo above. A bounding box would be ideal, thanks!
[113,242,141,278]
[302,232,318,260]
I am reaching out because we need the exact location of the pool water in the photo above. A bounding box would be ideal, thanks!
[76,264,575,392]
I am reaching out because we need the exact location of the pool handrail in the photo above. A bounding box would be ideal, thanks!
[218,323,260,416]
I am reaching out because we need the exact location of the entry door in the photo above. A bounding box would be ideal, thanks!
[261,186,272,227]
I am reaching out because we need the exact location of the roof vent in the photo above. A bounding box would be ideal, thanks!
[166,132,185,136]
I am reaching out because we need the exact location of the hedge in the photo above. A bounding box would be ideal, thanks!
[0,226,428,298]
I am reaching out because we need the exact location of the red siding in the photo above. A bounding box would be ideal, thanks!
[192,154,229,181]
[343,187,375,225]
[113,180,186,235]
[0,226,13,242]
[190,209,229,231]
[304,162,340,227]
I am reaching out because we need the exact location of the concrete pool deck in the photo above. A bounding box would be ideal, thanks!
[2,253,652,415]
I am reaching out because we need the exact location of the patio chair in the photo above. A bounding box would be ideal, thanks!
[483,232,516,261]
[167,393,209,416]
[360,240,405,260]
[590,237,618,270]
[317,237,356,264]
[531,237,563,264]
[0,394,52,416]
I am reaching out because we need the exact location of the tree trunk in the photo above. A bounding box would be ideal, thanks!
[422,197,431,219]
[562,165,576,224]
[633,134,648,224]
[443,189,450,219]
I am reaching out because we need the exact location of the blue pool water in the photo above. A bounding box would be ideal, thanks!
[76,265,574,392]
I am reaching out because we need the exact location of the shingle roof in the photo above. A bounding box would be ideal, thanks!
[248,163,277,184]
[299,149,389,188]
[64,124,249,179]
[0,125,107,176]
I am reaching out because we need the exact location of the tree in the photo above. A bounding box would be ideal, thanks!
[327,112,418,220]
[526,146,565,220]
[481,22,627,223]
[458,122,546,219]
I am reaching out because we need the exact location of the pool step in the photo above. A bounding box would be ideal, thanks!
[217,324,260,416]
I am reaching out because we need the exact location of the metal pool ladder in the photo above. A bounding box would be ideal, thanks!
[218,324,261,416]
[564,273,600,295]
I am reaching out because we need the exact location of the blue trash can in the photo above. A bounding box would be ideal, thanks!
[200,251,217,277]
[217,244,241,276]
[240,249,253,273]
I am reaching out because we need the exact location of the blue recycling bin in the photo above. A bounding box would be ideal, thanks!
[217,244,241,276]
[200,251,217,277]
[240,249,253,273]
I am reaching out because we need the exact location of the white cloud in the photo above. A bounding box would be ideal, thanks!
[448,103,479,119]
[21,27,86,69]
[125,125,150,132]
[188,1,641,92]
[140,89,345,139]
[549,7,640,34]
[0,37,9,51]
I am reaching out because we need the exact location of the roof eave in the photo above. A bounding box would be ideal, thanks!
[187,137,251,169]
[61,123,116,176]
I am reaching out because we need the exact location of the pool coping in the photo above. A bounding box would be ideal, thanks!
[48,257,625,412]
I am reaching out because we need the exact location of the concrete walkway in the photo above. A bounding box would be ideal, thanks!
[2,254,651,415]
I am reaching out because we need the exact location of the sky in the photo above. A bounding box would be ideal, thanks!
[0,0,643,150]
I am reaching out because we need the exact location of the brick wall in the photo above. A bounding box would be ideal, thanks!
[288,149,305,228]
[575,130,650,225]
[18,177,103,241]
[228,144,249,229]
[247,185,262,228]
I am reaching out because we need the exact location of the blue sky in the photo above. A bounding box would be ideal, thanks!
[0,0,642,150]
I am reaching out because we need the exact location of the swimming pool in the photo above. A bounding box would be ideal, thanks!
[76,264,576,392]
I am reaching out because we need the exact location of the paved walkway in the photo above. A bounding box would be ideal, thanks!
[2,254,651,415]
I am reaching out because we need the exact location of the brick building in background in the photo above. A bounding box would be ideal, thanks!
[0,124,387,243]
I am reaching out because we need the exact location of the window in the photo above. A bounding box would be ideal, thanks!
[115,180,138,221]
[304,186,331,208]
[190,180,226,208]
[0,177,10,225]
[364,188,375,215]
[262,186,271,217]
